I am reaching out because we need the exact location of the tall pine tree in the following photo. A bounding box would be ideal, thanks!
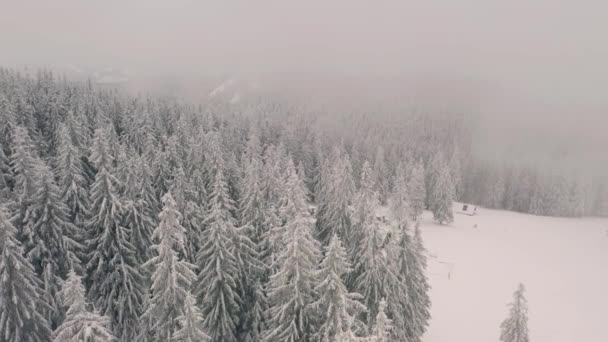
[173,292,210,342]
[0,207,52,342]
[140,192,197,341]
[264,159,321,342]
[500,283,530,342]
[315,147,355,246]
[52,270,114,342]
[369,299,392,342]
[430,164,454,225]
[408,160,426,221]
[394,224,431,342]
[313,234,366,341]
[27,168,80,328]
[194,166,242,342]
[85,128,145,340]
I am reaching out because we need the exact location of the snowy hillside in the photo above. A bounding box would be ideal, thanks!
[420,203,608,342]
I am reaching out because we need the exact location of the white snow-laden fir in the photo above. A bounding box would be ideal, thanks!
[0,92,17,150]
[172,292,210,342]
[391,161,411,225]
[85,128,145,341]
[10,125,42,204]
[500,283,530,342]
[121,157,156,264]
[430,163,455,225]
[52,269,114,342]
[374,146,390,206]
[169,165,205,263]
[315,146,355,246]
[350,161,402,329]
[238,137,271,342]
[263,159,321,342]
[313,234,367,342]
[407,160,426,221]
[55,122,90,274]
[194,164,242,342]
[152,148,172,199]
[0,207,52,342]
[449,148,464,200]
[347,160,376,263]
[369,299,393,342]
[393,223,431,342]
[27,166,80,328]
[0,146,12,200]
[9,126,44,242]
[140,192,197,341]
[487,172,507,209]
[56,123,90,231]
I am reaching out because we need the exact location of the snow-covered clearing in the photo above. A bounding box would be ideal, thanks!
[421,204,608,342]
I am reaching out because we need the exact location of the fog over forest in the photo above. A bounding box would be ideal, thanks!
[1,0,607,175]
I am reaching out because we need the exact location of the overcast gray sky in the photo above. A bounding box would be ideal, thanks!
[1,0,607,103]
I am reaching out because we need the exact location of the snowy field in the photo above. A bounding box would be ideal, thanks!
[421,204,608,342]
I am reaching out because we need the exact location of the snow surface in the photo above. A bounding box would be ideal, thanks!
[420,203,608,342]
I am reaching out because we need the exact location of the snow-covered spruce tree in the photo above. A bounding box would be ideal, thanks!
[115,147,134,194]
[173,292,210,342]
[239,153,270,258]
[169,166,203,262]
[137,155,160,216]
[121,157,156,264]
[394,224,431,342]
[350,161,402,330]
[391,161,410,225]
[9,125,42,237]
[430,164,454,225]
[238,154,271,342]
[183,170,208,262]
[27,167,80,328]
[408,160,426,221]
[85,128,145,340]
[448,148,463,200]
[569,176,587,217]
[487,172,506,209]
[56,123,90,241]
[261,143,289,209]
[263,159,321,342]
[194,165,242,342]
[424,151,444,209]
[348,160,376,264]
[0,145,13,199]
[529,181,547,216]
[313,234,367,341]
[315,147,355,246]
[153,148,173,200]
[53,269,114,342]
[0,207,52,342]
[140,192,197,341]
[224,151,242,203]
[374,146,390,206]
[500,283,530,342]
[62,110,89,155]
[369,299,392,342]
[0,92,17,150]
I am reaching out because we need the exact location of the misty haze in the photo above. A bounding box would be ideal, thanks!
[0,1,607,342]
